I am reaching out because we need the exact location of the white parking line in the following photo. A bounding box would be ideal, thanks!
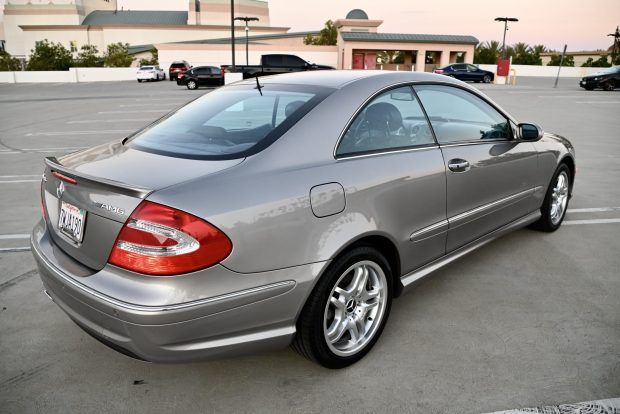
[0,179,40,184]
[25,130,132,137]
[0,234,30,240]
[568,207,620,213]
[575,101,620,104]
[563,218,620,225]
[0,247,31,253]
[119,103,178,108]
[0,175,41,179]
[98,109,171,114]
[67,119,153,124]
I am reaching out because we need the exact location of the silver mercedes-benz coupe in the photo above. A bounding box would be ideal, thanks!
[32,71,575,368]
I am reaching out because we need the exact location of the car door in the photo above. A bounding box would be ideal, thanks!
[415,84,538,252]
[448,64,465,80]
[335,86,447,273]
[467,64,483,82]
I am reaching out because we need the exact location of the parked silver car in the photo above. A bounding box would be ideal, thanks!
[32,71,575,368]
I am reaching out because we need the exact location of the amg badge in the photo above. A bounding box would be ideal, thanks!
[97,203,125,216]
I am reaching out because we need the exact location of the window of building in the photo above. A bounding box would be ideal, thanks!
[336,86,435,157]
[415,85,511,144]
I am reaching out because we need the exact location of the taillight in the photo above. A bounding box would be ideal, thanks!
[108,201,232,276]
[435,69,444,74]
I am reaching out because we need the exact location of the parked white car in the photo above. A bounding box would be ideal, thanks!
[137,66,166,82]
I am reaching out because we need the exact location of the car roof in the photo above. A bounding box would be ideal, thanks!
[233,70,464,89]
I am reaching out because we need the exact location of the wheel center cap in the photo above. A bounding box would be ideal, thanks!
[345,299,356,313]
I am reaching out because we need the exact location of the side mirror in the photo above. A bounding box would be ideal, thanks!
[519,123,543,141]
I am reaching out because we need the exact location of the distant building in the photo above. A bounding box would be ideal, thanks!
[1,0,286,63]
[540,47,616,66]
[2,1,478,72]
[156,8,478,72]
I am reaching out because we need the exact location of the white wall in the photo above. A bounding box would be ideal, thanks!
[0,67,138,83]
[14,70,76,82]
[478,64,605,78]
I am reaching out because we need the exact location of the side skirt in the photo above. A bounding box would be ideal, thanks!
[399,210,541,291]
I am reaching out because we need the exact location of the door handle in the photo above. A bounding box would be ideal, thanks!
[448,159,470,172]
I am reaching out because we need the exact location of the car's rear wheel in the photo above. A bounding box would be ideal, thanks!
[293,246,392,368]
[187,80,198,90]
[137,79,142,83]
[532,164,571,232]
[483,74,492,83]
[602,80,615,91]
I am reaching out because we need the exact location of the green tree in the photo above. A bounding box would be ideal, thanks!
[74,44,104,67]
[0,49,21,71]
[547,54,574,66]
[581,55,611,67]
[26,39,73,71]
[377,51,404,64]
[510,42,542,65]
[474,40,501,64]
[104,42,134,67]
[303,20,337,45]
[138,48,159,66]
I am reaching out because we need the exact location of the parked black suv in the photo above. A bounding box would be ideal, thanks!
[177,66,224,89]
[579,66,619,91]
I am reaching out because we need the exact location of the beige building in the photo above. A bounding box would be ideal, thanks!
[540,49,615,66]
[157,8,477,72]
[1,0,285,62]
[2,2,477,72]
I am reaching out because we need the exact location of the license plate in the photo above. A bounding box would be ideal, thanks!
[58,201,87,243]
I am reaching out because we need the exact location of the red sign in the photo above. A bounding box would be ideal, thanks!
[497,59,511,76]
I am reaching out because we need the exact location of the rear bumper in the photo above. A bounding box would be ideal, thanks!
[31,220,324,362]
[137,73,158,80]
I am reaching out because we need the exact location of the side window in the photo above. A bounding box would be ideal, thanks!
[415,85,511,144]
[264,55,283,67]
[209,67,220,74]
[467,64,478,71]
[284,55,306,68]
[453,64,466,71]
[336,86,436,157]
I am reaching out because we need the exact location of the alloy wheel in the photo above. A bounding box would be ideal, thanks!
[550,171,569,225]
[323,260,388,357]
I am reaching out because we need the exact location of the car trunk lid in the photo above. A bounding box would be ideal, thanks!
[42,141,243,270]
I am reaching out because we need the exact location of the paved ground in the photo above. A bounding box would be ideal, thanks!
[0,77,618,413]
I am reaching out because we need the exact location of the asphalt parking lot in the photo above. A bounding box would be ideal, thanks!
[0,77,618,413]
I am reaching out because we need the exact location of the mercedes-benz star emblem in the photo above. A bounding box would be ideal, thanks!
[56,181,65,199]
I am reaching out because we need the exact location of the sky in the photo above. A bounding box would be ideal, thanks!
[1,0,618,51]
[115,0,619,51]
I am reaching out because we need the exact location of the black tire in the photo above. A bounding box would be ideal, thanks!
[186,80,198,90]
[483,74,492,83]
[163,73,166,81]
[602,81,615,91]
[137,79,142,83]
[292,246,393,368]
[584,86,594,91]
[531,163,571,232]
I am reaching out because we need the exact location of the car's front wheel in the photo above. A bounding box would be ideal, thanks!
[483,74,492,83]
[532,164,571,232]
[187,80,198,90]
[293,246,392,368]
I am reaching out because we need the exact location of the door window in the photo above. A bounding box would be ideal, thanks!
[336,86,435,157]
[415,85,511,144]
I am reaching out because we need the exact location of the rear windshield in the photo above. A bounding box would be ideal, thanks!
[171,63,187,68]
[140,66,154,70]
[125,84,334,160]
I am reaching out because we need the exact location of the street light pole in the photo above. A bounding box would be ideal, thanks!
[494,17,519,58]
[230,0,235,70]
[234,16,259,66]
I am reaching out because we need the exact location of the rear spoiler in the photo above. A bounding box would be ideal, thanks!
[45,157,152,199]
